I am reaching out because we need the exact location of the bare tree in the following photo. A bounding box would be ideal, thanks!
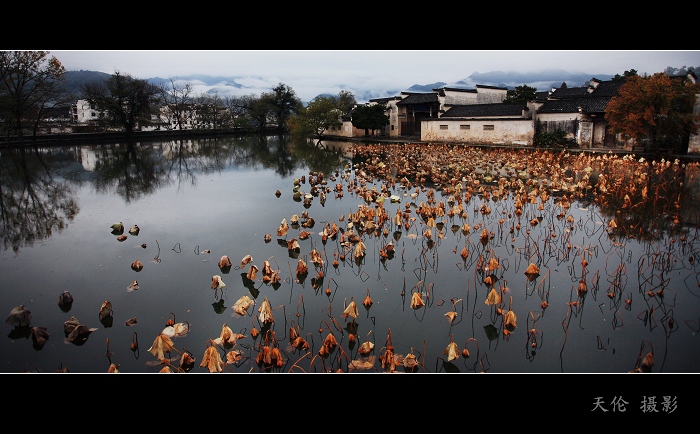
[81,70,160,135]
[0,51,67,139]
[160,78,195,131]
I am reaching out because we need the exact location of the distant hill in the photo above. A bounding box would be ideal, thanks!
[404,70,616,93]
[61,69,621,103]
[62,70,111,98]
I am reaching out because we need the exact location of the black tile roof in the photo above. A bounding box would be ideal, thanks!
[588,79,625,97]
[537,96,612,114]
[442,102,528,117]
[548,87,588,99]
[396,93,440,105]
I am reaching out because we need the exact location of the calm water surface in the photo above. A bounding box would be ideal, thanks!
[1,135,699,374]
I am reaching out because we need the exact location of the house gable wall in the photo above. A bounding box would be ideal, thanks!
[421,118,534,146]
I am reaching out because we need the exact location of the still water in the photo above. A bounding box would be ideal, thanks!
[1,135,699,374]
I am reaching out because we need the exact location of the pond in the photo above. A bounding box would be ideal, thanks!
[1,134,699,375]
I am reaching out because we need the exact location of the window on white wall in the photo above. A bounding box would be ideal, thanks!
[460,125,470,130]
[484,125,495,131]
[439,125,448,130]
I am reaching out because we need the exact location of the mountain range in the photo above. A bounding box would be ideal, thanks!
[63,69,617,103]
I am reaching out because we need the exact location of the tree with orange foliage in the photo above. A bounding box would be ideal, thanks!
[605,72,700,153]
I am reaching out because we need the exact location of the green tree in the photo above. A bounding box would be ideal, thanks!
[350,104,389,135]
[81,70,160,135]
[612,69,638,81]
[269,83,303,133]
[606,72,700,153]
[288,95,343,139]
[0,50,67,139]
[248,93,277,134]
[336,90,356,114]
[503,84,537,103]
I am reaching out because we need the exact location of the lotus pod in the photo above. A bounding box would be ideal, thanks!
[131,260,144,272]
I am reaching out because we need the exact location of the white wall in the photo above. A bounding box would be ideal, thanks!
[421,118,534,145]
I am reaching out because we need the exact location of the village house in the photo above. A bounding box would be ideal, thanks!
[69,72,699,154]
[333,72,700,153]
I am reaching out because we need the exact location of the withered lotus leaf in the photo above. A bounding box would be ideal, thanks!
[323,333,338,350]
[379,348,396,371]
[641,352,654,372]
[504,310,517,329]
[354,241,366,259]
[444,341,460,362]
[211,274,226,289]
[290,336,309,351]
[287,238,301,252]
[129,225,140,236]
[99,301,113,321]
[125,317,138,326]
[246,264,259,281]
[348,356,376,371]
[310,249,324,266]
[127,280,139,292]
[403,352,419,371]
[524,263,540,275]
[460,246,469,260]
[63,316,98,346]
[445,311,457,323]
[277,218,289,237]
[58,291,74,311]
[148,333,175,360]
[214,323,237,346]
[410,292,425,309]
[162,322,189,338]
[117,235,127,242]
[110,222,124,234]
[270,347,284,368]
[131,260,144,272]
[363,294,373,308]
[487,257,499,271]
[226,350,243,364]
[200,345,224,373]
[240,254,253,268]
[485,288,501,306]
[31,326,49,347]
[232,295,254,316]
[296,259,308,276]
[343,299,359,319]
[258,296,274,325]
[107,363,120,373]
[6,304,31,327]
[261,260,273,276]
[218,255,232,269]
[180,352,196,372]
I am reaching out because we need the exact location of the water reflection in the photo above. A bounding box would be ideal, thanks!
[0,136,698,374]
[0,146,79,253]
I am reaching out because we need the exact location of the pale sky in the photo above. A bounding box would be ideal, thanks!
[49,50,700,103]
